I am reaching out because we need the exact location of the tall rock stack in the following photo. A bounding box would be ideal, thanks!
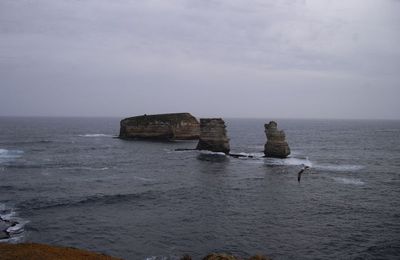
[264,121,290,158]
[196,118,230,154]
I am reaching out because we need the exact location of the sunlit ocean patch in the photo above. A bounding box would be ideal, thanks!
[332,177,365,185]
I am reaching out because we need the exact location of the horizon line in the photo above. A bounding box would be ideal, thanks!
[0,115,399,121]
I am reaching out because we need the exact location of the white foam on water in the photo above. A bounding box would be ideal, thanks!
[0,203,27,242]
[199,150,227,156]
[332,177,365,185]
[235,152,265,159]
[6,222,25,234]
[78,134,114,137]
[265,156,313,167]
[0,211,15,221]
[0,149,24,160]
[315,164,364,172]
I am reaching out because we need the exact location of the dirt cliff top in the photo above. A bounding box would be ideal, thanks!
[0,243,122,260]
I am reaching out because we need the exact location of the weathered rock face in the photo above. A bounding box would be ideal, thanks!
[264,121,290,158]
[119,113,199,140]
[196,118,230,154]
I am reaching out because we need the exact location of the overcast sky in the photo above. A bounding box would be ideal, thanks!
[1,0,399,119]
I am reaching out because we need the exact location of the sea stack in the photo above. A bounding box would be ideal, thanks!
[119,113,199,140]
[196,118,230,154]
[264,121,290,158]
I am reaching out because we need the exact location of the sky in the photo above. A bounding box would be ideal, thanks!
[0,0,399,119]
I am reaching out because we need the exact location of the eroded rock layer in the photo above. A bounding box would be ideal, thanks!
[119,113,199,140]
[264,121,290,158]
[196,118,230,154]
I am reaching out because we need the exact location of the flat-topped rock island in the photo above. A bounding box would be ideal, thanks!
[119,113,200,140]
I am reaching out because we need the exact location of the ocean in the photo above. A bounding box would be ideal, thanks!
[0,117,399,259]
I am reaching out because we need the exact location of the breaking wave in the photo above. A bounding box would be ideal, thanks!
[265,156,313,167]
[232,152,265,159]
[0,203,27,242]
[198,150,227,156]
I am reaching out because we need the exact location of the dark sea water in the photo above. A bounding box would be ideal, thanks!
[0,117,400,259]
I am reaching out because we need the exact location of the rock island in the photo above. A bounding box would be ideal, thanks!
[119,113,200,140]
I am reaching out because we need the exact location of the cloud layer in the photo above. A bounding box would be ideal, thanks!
[1,0,399,119]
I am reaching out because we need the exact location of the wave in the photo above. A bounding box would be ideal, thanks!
[232,152,265,159]
[18,191,157,211]
[264,156,313,167]
[332,177,365,185]
[0,149,24,158]
[315,164,364,172]
[0,140,53,145]
[0,203,27,242]
[133,176,154,182]
[0,149,24,164]
[199,150,227,156]
[375,129,400,133]
[78,134,115,137]
[5,164,111,171]
[59,166,109,171]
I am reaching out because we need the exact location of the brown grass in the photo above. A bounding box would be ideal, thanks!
[0,243,122,260]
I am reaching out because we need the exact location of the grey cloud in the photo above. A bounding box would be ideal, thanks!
[0,0,399,119]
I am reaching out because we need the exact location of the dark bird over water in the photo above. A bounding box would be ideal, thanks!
[298,165,310,182]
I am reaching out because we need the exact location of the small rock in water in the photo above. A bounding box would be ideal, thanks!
[0,230,10,240]
[0,219,9,231]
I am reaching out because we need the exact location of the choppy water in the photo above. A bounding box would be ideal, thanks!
[0,117,399,259]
